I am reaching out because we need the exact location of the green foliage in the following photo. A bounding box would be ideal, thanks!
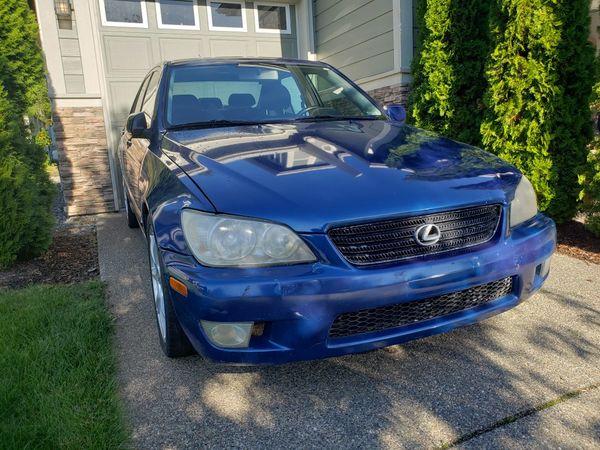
[579,69,600,237]
[34,128,52,148]
[0,0,51,123]
[578,147,600,237]
[408,0,491,146]
[0,1,55,268]
[0,78,54,268]
[481,0,595,223]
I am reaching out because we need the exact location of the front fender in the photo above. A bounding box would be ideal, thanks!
[142,149,215,255]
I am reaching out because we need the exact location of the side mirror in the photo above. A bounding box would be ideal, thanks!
[385,104,407,124]
[126,112,149,138]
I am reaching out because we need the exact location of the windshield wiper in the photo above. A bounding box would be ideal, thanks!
[167,119,261,130]
[294,115,385,122]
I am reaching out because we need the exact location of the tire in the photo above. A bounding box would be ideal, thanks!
[124,186,139,229]
[147,221,194,358]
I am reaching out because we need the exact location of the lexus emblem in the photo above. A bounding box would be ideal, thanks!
[415,224,441,246]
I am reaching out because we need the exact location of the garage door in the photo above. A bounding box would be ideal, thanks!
[94,0,298,168]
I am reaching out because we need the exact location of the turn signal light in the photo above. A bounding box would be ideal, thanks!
[169,277,188,297]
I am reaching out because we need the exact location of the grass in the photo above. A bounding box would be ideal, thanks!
[0,282,128,449]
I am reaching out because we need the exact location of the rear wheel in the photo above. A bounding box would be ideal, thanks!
[147,221,194,358]
[123,184,139,229]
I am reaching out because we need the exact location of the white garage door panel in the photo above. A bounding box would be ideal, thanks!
[108,81,141,123]
[104,36,153,73]
[209,39,251,57]
[159,38,204,61]
[256,40,296,58]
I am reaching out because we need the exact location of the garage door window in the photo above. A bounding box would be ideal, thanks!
[254,3,290,34]
[208,1,247,32]
[99,0,148,28]
[156,0,200,30]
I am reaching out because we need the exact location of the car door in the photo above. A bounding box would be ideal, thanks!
[128,69,161,210]
[121,74,151,213]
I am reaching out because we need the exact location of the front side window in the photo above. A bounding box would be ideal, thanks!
[99,0,148,28]
[165,63,384,128]
[254,3,290,34]
[207,1,247,31]
[142,71,160,125]
[156,0,199,29]
[130,75,152,114]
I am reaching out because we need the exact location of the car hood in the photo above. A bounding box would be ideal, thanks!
[163,121,520,233]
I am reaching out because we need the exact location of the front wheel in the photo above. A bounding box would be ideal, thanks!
[147,221,194,358]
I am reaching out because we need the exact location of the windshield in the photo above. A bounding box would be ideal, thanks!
[165,63,384,128]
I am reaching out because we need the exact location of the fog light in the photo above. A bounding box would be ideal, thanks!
[200,321,253,348]
[538,258,551,278]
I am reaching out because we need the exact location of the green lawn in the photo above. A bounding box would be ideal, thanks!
[0,282,128,449]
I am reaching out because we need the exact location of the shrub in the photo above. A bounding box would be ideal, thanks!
[481,0,595,223]
[408,0,491,146]
[0,1,55,268]
[579,70,600,237]
[579,147,600,237]
[0,81,54,268]
[0,0,51,124]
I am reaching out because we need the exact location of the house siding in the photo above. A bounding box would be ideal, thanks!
[314,0,395,81]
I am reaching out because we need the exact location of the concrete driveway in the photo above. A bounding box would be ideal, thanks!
[97,213,600,449]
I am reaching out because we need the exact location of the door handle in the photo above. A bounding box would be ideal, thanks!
[126,139,132,148]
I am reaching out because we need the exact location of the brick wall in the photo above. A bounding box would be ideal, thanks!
[53,107,115,216]
[368,83,411,107]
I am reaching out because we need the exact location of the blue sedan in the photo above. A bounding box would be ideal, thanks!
[119,58,556,364]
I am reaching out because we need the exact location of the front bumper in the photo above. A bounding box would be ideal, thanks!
[162,213,556,364]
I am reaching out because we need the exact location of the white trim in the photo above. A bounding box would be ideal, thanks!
[392,0,402,71]
[207,1,248,32]
[99,0,148,28]
[90,0,121,211]
[254,2,291,34]
[155,0,201,30]
[295,0,315,60]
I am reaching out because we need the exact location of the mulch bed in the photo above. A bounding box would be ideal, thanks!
[0,224,99,290]
[556,220,600,265]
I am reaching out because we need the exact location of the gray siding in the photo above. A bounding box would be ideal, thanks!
[314,0,394,81]
[57,17,85,93]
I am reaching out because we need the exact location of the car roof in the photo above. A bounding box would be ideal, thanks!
[164,57,327,68]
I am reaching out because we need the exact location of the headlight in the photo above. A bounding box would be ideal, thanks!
[510,175,538,227]
[181,209,316,267]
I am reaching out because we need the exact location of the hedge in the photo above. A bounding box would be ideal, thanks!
[481,0,595,223]
[0,0,54,268]
[0,79,55,268]
[411,0,596,224]
[409,0,491,147]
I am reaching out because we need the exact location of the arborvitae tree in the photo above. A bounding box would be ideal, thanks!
[0,0,54,268]
[481,0,595,222]
[408,0,491,146]
[0,0,51,124]
[0,79,54,268]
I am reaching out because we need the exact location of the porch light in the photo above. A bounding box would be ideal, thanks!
[54,0,72,20]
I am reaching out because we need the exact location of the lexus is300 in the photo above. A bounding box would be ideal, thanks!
[119,59,555,364]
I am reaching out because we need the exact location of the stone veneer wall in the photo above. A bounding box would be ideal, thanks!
[368,83,411,107]
[53,107,115,216]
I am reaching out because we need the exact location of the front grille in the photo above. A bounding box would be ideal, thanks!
[328,205,501,266]
[329,277,513,339]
